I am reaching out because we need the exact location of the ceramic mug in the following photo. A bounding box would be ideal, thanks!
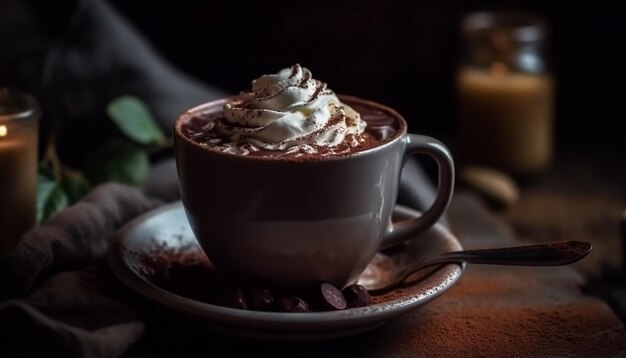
[173,95,454,289]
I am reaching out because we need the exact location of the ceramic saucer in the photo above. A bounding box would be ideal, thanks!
[107,202,464,341]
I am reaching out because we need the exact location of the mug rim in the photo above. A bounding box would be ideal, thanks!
[173,94,408,162]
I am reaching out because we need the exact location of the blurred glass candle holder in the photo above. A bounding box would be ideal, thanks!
[0,88,39,255]
[456,10,554,178]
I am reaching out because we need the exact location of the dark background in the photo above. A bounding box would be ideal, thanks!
[108,0,625,147]
[1,0,624,151]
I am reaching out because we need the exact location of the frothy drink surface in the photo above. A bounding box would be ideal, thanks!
[181,101,400,159]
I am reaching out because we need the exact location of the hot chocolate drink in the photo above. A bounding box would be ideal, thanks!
[173,64,454,291]
[179,64,399,159]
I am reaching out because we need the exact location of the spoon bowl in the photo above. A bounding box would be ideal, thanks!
[360,240,592,295]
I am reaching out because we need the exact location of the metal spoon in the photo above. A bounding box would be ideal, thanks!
[362,240,592,294]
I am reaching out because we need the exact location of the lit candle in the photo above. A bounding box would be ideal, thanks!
[457,64,553,175]
[0,88,39,255]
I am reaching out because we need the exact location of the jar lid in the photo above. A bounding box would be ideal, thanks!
[462,10,547,43]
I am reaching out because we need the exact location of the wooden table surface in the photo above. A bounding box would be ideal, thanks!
[497,144,625,322]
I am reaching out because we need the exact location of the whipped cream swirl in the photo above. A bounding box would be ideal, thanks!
[218,64,366,155]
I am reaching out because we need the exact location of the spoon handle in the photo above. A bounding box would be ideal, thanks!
[429,240,592,266]
[367,241,593,295]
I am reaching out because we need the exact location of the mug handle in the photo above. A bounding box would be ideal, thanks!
[381,134,455,250]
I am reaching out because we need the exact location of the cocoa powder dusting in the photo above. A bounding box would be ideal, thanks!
[369,266,626,356]
[137,242,219,302]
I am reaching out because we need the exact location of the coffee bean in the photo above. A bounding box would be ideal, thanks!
[276,296,311,312]
[212,287,249,310]
[313,283,347,311]
[247,285,275,311]
[153,266,375,312]
[342,284,372,308]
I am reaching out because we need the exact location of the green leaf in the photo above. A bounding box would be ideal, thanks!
[62,174,91,204]
[38,163,55,180]
[37,167,69,224]
[106,95,165,145]
[82,140,150,186]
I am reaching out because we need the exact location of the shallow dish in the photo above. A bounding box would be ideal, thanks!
[108,202,464,341]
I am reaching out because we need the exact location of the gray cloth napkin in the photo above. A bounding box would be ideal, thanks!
[0,183,159,358]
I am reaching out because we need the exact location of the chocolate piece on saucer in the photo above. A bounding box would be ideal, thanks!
[276,296,311,312]
[213,287,249,310]
[342,284,372,308]
[247,285,275,311]
[311,283,347,311]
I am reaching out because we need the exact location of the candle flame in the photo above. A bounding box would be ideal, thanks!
[490,62,508,77]
[0,125,6,137]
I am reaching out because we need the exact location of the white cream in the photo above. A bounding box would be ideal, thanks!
[219,64,365,154]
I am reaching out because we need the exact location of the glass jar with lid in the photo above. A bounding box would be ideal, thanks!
[456,10,554,178]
